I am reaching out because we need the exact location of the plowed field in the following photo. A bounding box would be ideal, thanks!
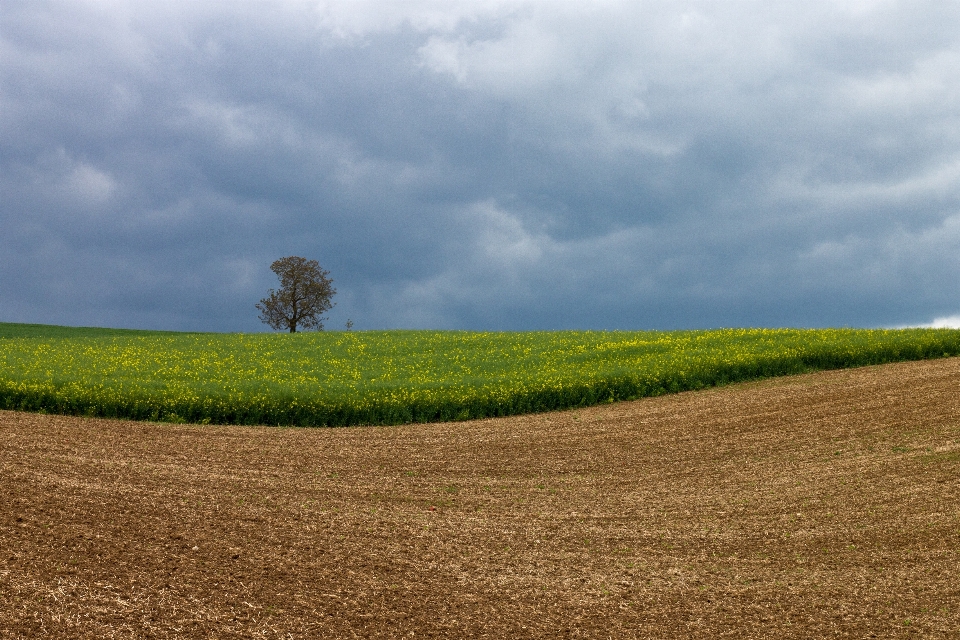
[2,358,959,638]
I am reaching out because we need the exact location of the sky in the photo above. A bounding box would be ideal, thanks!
[3,0,960,332]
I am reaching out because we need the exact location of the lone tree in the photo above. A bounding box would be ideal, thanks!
[257,256,336,332]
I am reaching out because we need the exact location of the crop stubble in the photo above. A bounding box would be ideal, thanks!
[1,358,958,638]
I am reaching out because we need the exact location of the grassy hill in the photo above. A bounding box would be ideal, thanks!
[1,322,958,426]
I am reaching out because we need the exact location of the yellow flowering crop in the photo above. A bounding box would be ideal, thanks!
[1,324,958,426]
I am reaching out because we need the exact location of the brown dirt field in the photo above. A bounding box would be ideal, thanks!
[1,359,959,639]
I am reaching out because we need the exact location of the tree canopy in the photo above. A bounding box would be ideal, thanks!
[256,256,336,332]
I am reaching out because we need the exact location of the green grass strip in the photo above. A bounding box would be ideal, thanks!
[1,324,958,427]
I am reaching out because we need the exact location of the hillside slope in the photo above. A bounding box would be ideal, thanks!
[1,358,958,637]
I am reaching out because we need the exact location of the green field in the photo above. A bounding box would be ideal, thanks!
[1,322,958,427]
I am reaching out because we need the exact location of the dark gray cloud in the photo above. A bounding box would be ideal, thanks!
[3,0,960,331]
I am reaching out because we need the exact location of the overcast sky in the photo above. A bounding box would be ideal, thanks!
[3,0,960,332]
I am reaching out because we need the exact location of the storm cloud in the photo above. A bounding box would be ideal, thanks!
[3,0,960,331]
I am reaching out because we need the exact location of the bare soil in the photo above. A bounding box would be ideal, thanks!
[1,358,959,638]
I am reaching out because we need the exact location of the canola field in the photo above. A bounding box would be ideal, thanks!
[1,322,958,427]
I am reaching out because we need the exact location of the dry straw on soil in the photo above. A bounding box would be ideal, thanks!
[1,358,959,638]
